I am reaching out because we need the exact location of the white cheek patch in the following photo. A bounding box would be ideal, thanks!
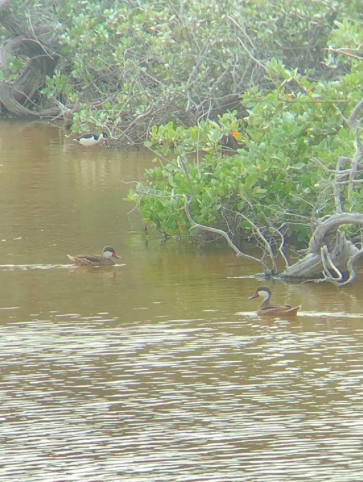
[258,290,270,300]
[103,251,113,258]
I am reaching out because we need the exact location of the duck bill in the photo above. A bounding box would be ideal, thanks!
[248,293,259,299]
[112,253,121,258]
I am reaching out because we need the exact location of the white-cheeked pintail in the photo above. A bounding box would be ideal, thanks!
[67,246,120,266]
[249,286,301,317]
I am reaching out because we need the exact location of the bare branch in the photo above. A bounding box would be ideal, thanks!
[311,156,353,174]
[183,195,273,273]
[309,213,363,253]
[348,98,363,130]
[326,46,363,64]
[348,127,362,204]
[227,15,266,71]
[275,223,290,269]
[235,211,277,273]
[310,155,363,214]
[338,248,363,287]
[321,245,344,281]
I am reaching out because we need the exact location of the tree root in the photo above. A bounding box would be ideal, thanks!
[0,2,59,117]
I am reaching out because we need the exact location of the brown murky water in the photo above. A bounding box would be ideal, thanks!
[1,120,363,481]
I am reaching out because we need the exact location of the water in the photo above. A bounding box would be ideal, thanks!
[1,120,363,481]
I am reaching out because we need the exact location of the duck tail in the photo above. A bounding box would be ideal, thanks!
[67,254,80,265]
[286,305,301,316]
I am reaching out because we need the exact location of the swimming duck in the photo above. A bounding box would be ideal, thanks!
[73,132,108,147]
[248,286,301,317]
[67,246,121,266]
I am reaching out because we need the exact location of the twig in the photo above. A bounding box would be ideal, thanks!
[311,156,353,174]
[227,15,266,71]
[275,223,290,269]
[348,126,362,204]
[234,211,277,273]
[326,47,363,63]
[183,195,273,273]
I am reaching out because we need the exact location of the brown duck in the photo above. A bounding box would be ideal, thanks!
[67,246,121,266]
[248,286,301,317]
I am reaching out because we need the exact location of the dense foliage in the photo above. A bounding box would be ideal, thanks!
[129,11,363,245]
[3,0,361,140]
[128,63,355,242]
[2,0,363,246]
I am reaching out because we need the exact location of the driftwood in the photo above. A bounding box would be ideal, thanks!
[280,214,363,286]
[283,109,363,286]
[0,0,60,117]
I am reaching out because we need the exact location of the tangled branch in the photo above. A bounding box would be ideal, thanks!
[183,195,275,274]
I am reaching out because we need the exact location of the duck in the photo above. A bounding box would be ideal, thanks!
[248,286,301,317]
[67,246,121,266]
[73,132,108,147]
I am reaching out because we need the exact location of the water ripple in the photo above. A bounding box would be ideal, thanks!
[0,317,363,481]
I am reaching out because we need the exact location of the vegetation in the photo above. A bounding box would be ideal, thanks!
[0,0,361,138]
[130,64,347,240]
[1,0,363,284]
[126,3,363,285]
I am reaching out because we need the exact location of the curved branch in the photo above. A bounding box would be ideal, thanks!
[348,97,363,131]
[348,127,362,204]
[0,0,60,117]
[183,196,273,273]
[235,211,277,273]
[275,223,290,269]
[309,213,363,253]
[338,248,363,287]
[321,245,343,281]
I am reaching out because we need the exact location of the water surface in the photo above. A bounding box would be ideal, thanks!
[1,120,363,481]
